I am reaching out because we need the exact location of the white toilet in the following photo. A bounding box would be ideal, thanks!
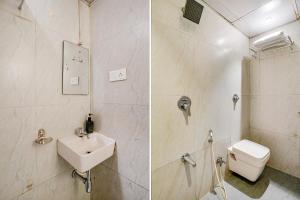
[228,139,270,182]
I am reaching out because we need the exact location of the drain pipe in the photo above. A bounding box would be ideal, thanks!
[72,170,92,193]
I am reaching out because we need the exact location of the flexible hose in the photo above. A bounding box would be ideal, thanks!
[210,142,228,200]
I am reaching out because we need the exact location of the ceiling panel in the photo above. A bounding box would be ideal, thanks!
[203,0,272,22]
[203,0,239,21]
[233,0,297,37]
[203,0,299,37]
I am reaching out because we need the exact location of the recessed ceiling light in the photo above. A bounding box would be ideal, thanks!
[261,0,280,12]
[265,16,273,21]
[216,38,225,46]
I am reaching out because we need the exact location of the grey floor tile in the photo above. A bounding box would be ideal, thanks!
[201,167,300,200]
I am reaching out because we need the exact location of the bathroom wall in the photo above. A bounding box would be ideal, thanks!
[151,0,249,199]
[249,20,300,179]
[90,0,149,199]
[0,1,90,200]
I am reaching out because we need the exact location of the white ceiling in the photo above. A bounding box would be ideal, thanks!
[203,0,300,37]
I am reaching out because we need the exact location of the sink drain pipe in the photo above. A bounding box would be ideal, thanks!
[72,170,92,193]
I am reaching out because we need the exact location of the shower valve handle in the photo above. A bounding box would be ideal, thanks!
[177,96,191,116]
[181,103,190,115]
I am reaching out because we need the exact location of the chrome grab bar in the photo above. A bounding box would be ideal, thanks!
[181,153,196,167]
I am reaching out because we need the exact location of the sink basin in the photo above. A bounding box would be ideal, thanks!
[57,132,115,172]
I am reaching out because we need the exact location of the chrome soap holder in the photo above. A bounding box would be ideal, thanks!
[35,129,53,145]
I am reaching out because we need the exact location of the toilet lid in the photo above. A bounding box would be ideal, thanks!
[232,139,270,160]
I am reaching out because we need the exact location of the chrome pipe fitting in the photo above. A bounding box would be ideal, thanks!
[72,170,92,193]
[208,129,213,143]
[216,157,226,167]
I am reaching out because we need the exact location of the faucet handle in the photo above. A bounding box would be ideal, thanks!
[181,153,196,167]
[185,104,191,116]
[75,127,85,137]
[35,129,53,145]
[38,129,46,138]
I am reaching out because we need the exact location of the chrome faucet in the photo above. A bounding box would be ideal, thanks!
[75,127,91,138]
[181,153,196,167]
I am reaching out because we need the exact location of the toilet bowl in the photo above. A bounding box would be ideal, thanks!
[228,139,270,182]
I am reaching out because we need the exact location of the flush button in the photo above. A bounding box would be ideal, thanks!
[109,68,127,82]
[70,76,79,85]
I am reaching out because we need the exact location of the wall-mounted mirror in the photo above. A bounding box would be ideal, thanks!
[62,41,89,95]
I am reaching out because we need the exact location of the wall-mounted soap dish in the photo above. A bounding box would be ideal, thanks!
[35,129,53,144]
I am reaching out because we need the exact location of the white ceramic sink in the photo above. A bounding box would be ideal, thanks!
[57,132,115,172]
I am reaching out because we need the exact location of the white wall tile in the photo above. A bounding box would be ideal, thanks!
[0,11,36,108]
[92,165,149,200]
[90,0,149,198]
[17,169,90,200]
[90,0,148,42]
[33,0,80,42]
[92,23,149,105]
[0,1,90,199]
[152,139,230,200]
[94,104,149,189]
[0,0,35,21]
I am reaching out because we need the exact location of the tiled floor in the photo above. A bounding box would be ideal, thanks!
[201,167,300,200]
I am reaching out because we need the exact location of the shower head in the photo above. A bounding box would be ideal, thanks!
[182,0,204,24]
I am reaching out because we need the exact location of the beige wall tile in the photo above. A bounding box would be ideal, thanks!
[250,20,300,178]
[151,0,249,199]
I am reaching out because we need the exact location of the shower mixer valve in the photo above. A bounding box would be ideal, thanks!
[177,96,191,116]
[232,94,239,110]
[216,157,226,167]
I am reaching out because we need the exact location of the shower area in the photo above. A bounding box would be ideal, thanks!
[151,0,300,199]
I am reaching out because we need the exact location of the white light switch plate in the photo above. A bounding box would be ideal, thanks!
[70,76,79,85]
[109,68,127,82]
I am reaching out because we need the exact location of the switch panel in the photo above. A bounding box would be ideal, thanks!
[109,68,127,82]
[70,76,79,85]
